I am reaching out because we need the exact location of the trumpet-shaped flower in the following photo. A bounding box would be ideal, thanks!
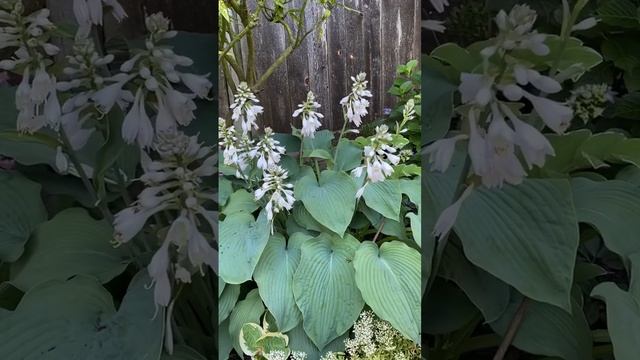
[231,82,264,134]
[254,165,295,225]
[424,134,468,172]
[340,72,373,127]
[293,91,324,138]
[249,127,286,170]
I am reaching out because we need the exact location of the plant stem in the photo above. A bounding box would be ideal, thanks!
[493,298,530,360]
[59,127,113,223]
[254,44,294,89]
[333,113,349,163]
[372,218,386,243]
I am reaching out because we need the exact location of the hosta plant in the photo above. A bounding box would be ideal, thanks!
[424,0,640,359]
[218,72,422,359]
[0,1,216,358]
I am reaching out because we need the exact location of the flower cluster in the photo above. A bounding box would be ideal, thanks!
[344,310,421,360]
[231,81,264,134]
[0,2,61,134]
[568,83,615,123]
[340,72,373,127]
[353,124,401,197]
[220,85,295,226]
[426,5,573,189]
[113,131,217,307]
[293,91,324,138]
[422,0,448,33]
[92,12,212,148]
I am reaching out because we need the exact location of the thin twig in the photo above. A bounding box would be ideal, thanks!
[493,298,531,360]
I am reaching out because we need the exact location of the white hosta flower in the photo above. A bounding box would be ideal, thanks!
[512,65,561,94]
[422,20,446,33]
[164,88,197,126]
[179,73,212,99]
[219,118,252,177]
[424,134,468,172]
[148,238,172,307]
[481,110,525,188]
[501,104,555,169]
[429,0,449,13]
[340,72,373,127]
[231,82,263,134]
[72,0,127,27]
[122,88,154,148]
[249,127,286,170]
[91,80,128,113]
[433,185,474,238]
[254,165,295,224]
[61,110,95,150]
[459,73,494,106]
[572,17,599,32]
[522,90,573,134]
[293,91,324,138]
[113,205,165,244]
[354,125,401,195]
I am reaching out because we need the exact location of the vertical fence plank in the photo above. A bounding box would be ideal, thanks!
[221,0,419,131]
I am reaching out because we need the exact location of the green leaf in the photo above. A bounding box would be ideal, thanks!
[334,139,362,172]
[490,293,592,360]
[254,233,312,332]
[431,43,482,73]
[294,170,357,236]
[572,178,640,258]
[591,282,640,360]
[239,323,264,356]
[222,189,259,216]
[423,278,479,334]
[602,35,640,73]
[293,233,364,349]
[218,319,234,360]
[0,272,164,359]
[407,212,421,248]
[0,171,47,262]
[228,289,265,356]
[219,211,270,284]
[302,130,334,160]
[454,179,579,311]
[441,245,510,323]
[353,241,420,343]
[161,345,208,360]
[219,283,240,325]
[362,180,402,221]
[423,56,457,144]
[11,208,129,291]
[286,323,347,360]
[598,0,640,28]
[613,92,640,120]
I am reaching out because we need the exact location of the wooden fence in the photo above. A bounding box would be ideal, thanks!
[219,0,421,132]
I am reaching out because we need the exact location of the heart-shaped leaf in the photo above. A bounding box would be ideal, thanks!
[219,211,270,284]
[294,170,357,236]
[353,241,421,343]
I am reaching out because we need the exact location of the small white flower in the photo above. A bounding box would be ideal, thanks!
[249,127,286,170]
[293,91,324,138]
[522,90,573,134]
[148,239,172,307]
[30,66,53,103]
[164,88,197,126]
[340,72,373,127]
[481,109,525,188]
[572,17,599,31]
[179,73,212,99]
[422,20,446,33]
[61,110,95,150]
[231,82,264,134]
[91,80,128,113]
[433,185,474,238]
[113,205,162,244]
[424,134,468,172]
[429,0,449,13]
[255,165,295,225]
[122,88,155,148]
[459,73,494,106]
[501,104,555,169]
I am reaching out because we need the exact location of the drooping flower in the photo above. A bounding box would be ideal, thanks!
[422,20,446,33]
[122,88,154,148]
[73,0,127,38]
[424,134,468,172]
[340,72,373,127]
[480,109,526,188]
[433,185,474,238]
[522,90,573,134]
[353,125,401,197]
[293,91,324,138]
[249,127,286,170]
[231,82,264,134]
[254,165,295,225]
[429,0,449,13]
[501,104,555,169]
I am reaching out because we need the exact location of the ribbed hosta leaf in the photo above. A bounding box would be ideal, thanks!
[572,178,640,258]
[228,289,265,356]
[254,233,312,332]
[362,180,402,221]
[454,179,579,311]
[219,211,270,284]
[0,171,47,262]
[294,170,357,236]
[0,272,164,360]
[219,283,240,324]
[293,233,364,349]
[11,208,129,291]
[286,320,347,360]
[353,241,420,343]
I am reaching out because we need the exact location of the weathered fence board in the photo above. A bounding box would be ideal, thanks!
[220,0,420,132]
